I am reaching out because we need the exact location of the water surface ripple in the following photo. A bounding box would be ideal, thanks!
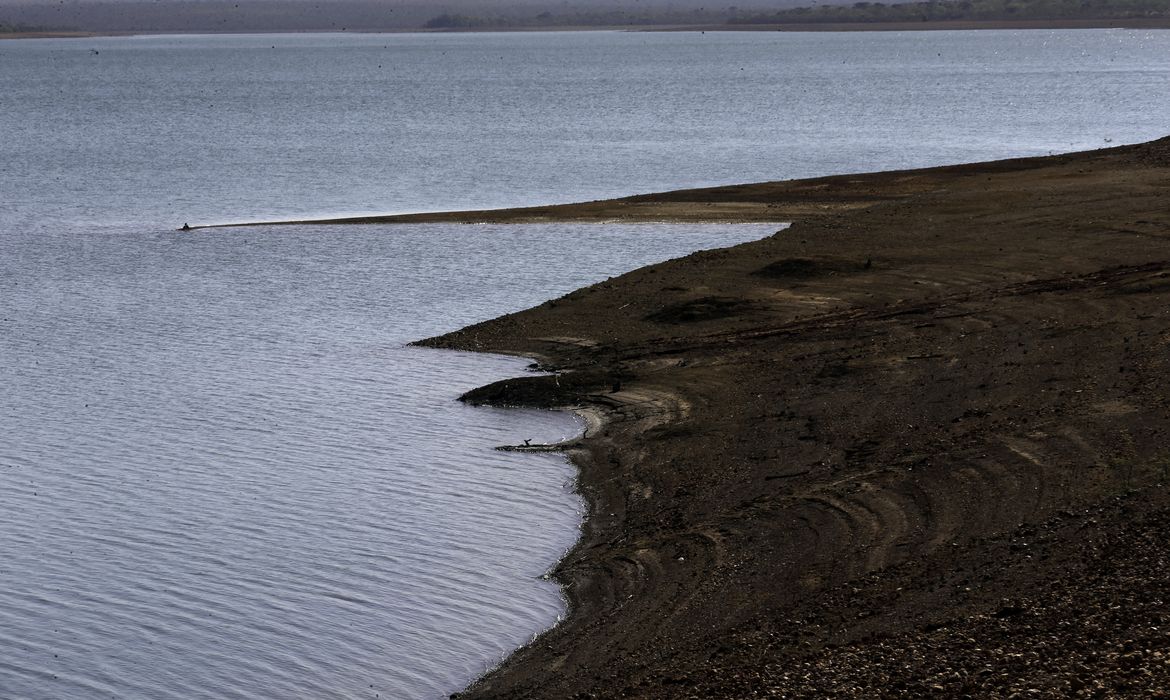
[2,30,1168,230]
[0,223,773,699]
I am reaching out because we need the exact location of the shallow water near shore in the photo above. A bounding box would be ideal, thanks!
[3,27,1170,700]
[0,222,776,699]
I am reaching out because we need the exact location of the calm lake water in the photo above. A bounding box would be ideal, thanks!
[2,28,1169,700]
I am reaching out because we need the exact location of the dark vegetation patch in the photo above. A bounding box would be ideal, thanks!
[645,296,758,324]
[732,0,1170,26]
[817,361,854,378]
[460,369,627,408]
[754,256,873,280]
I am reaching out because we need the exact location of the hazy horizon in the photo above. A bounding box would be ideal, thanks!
[0,0,836,32]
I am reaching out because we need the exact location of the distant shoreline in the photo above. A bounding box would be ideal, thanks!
[0,31,103,40]
[4,17,1170,40]
[652,17,1170,32]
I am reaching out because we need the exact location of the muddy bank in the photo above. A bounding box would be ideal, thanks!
[414,138,1170,698]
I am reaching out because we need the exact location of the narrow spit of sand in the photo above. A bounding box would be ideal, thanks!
[271,138,1170,697]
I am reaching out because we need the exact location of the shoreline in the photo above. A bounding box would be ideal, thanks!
[5,18,1170,41]
[658,17,1170,32]
[194,151,1083,231]
[413,137,1170,697]
[0,31,106,40]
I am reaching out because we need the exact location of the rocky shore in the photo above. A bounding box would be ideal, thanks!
[412,138,1170,698]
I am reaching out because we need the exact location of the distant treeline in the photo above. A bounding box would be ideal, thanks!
[423,9,737,29]
[0,1,799,34]
[8,0,1165,34]
[731,0,1170,24]
[0,22,47,33]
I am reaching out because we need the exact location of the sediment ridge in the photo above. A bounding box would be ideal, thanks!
[418,139,1170,698]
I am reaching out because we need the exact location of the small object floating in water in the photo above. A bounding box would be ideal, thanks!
[180,223,191,231]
